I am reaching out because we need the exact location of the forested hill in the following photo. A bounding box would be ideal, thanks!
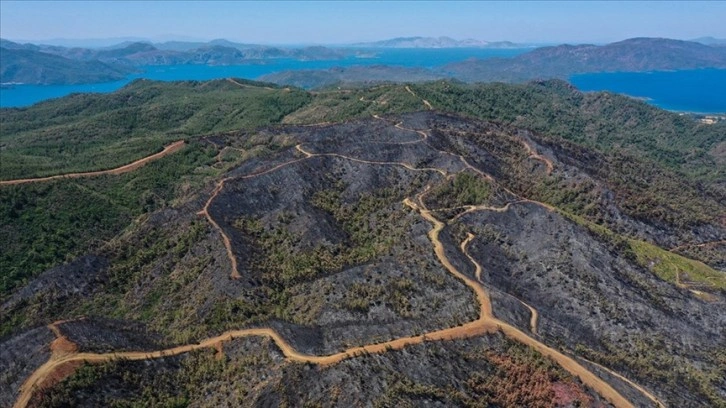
[444,37,726,82]
[0,48,134,85]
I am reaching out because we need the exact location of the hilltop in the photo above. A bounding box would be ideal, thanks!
[0,79,724,407]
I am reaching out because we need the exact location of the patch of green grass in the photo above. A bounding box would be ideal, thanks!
[561,211,725,291]
[629,239,725,290]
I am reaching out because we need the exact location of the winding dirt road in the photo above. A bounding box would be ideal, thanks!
[0,141,186,186]
[580,357,666,408]
[406,198,638,408]
[502,289,539,335]
[518,137,554,175]
[227,78,274,91]
[460,233,538,335]
[436,127,554,179]
[452,202,513,221]
[295,144,447,176]
[461,233,484,283]
[197,155,311,279]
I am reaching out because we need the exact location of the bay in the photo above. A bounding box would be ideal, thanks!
[570,69,726,114]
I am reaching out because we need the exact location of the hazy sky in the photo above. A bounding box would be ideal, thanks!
[2,1,725,45]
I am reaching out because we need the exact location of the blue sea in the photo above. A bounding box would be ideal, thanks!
[570,69,726,114]
[2,47,725,113]
[0,48,526,108]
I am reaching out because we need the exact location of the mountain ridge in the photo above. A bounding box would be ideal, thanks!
[261,38,726,88]
[3,37,726,86]
[352,36,523,48]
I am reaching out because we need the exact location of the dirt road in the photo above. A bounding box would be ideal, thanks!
[405,85,433,110]
[0,141,186,186]
[227,78,274,90]
[197,155,311,279]
[519,137,554,175]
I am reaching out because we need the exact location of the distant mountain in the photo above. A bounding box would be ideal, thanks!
[156,39,278,53]
[5,37,724,86]
[15,37,151,48]
[260,37,726,89]
[8,40,358,68]
[97,42,158,57]
[0,38,373,84]
[444,37,726,82]
[154,41,210,52]
[0,48,135,85]
[692,36,726,46]
[32,42,179,66]
[0,39,38,51]
[353,36,521,48]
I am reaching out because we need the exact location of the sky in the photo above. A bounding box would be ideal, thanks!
[1,1,725,46]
